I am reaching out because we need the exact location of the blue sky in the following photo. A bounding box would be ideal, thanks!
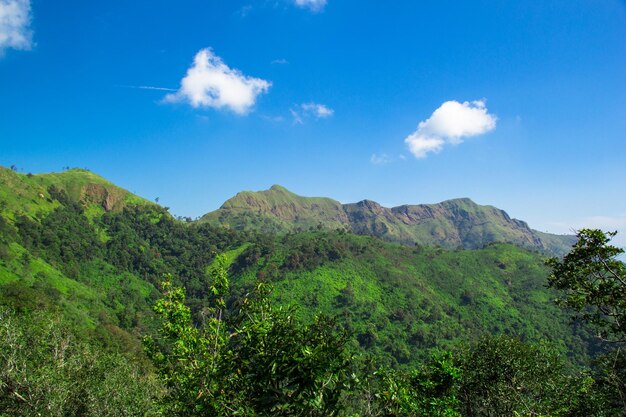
[1,0,625,242]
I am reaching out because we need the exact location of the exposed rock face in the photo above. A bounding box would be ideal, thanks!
[200,186,576,255]
[81,184,126,211]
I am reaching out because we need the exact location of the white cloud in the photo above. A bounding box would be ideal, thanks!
[164,48,271,115]
[271,58,289,65]
[290,102,334,124]
[0,0,32,55]
[294,0,327,12]
[405,100,497,158]
[370,153,391,165]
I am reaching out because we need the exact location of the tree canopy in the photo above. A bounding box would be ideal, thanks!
[547,229,626,343]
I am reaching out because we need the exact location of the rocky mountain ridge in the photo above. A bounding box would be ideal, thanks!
[201,185,575,255]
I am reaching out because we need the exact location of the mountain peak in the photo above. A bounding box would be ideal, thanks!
[354,199,384,211]
[0,166,153,218]
[269,184,291,193]
[442,197,476,205]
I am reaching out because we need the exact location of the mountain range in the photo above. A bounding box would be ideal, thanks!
[0,166,591,368]
[200,184,575,256]
[0,165,573,256]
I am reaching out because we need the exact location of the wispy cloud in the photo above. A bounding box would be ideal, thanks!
[236,5,253,18]
[294,0,327,12]
[302,102,333,117]
[0,0,32,55]
[164,48,271,115]
[405,100,497,159]
[290,108,304,125]
[290,102,334,124]
[120,85,178,92]
[370,153,391,165]
[271,58,289,65]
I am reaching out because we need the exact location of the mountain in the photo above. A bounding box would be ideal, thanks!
[0,167,592,368]
[0,166,153,221]
[0,167,159,331]
[200,185,576,255]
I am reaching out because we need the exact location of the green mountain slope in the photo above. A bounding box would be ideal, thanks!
[0,167,591,371]
[205,184,348,233]
[0,168,167,360]
[229,231,592,367]
[0,168,246,340]
[0,166,152,221]
[200,186,576,255]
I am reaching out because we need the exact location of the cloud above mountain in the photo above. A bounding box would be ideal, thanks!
[405,100,497,158]
[0,0,32,55]
[165,48,271,114]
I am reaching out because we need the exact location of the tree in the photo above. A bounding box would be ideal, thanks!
[547,229,626,343]
[375,352,460,417]
[547,229,626,413]
[456,336,599,417]
[144,255,352,416]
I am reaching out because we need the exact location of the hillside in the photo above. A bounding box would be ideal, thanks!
[229,231,593,366]
[0,168,592,364]
[0,167,245,331]
[0,166,153,221]
[200,185,576,255]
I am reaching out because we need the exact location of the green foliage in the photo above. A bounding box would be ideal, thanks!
[456,336,603,417]
[143,276,209,415]
[374,353,460,417]
[0,306,160,417]
[101,205,246,310]
[547,229,626,342]
[547,229,626,412]
[145,263,352,416]
[16,188,104,276]
[233,231,593,367]
[589,349,626,414]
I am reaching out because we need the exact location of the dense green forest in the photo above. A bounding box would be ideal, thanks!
[0,167,624,415]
